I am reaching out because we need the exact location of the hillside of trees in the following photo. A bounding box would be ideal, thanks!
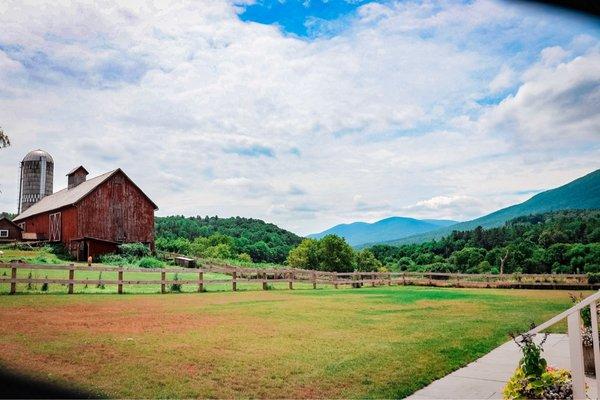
[367,210,600,274]
[155,215,303,263]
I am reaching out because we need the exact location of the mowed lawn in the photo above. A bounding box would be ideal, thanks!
[0,286,580,399]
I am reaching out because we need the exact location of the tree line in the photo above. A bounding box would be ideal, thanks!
[155,215,303,263]
[367,210,600,274]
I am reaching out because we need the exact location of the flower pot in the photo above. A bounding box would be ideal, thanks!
[583,344,595,376]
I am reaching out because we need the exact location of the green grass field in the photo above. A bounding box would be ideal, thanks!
[0,283,581,399]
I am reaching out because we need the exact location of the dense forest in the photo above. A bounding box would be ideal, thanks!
[367,210,600,274]
[154,215,303,263]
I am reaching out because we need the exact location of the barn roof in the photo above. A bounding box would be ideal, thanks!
[13,169,158,222]
[0,217,23,230]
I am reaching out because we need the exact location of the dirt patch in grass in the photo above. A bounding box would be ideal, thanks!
[0,287,575,398]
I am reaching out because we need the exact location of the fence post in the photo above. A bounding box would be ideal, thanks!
[198,271,204,292]
[388,273,392,286]
[371,273,375,287]
[312,271,317,289]
[161,271,166,294]
[568,312,586,400]
[262,271,268,290]
[68,264,74,294]
[118,267,123,294]
[10,265,17,294]
[232,269,237,292]
[334,272,338,289]
[590,302,600,396]
[288,271,293,290]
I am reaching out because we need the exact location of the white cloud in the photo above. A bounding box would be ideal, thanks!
[0,0,598,236]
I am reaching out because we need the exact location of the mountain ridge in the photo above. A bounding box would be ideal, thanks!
[376,168,600,246]
[308,216,458,247]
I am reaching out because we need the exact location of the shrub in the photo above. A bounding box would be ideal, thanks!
[99,254,130,266]
[588,273,600,285]
[237,253,253,263]
[41,276,48,292]
[118,243,151,258]
[44,243,73,260]
[170,273,182,292]
[138,257,164,269]
[585,263,600,274]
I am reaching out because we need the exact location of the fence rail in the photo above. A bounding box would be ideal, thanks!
[1,262,599,295]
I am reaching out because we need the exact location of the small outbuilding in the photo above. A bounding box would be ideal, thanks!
[0,217,23,242]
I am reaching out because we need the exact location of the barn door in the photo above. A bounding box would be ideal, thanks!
[49,212,61,242]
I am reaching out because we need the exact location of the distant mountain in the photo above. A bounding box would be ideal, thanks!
[382,168,600,246]
[307,217,458,247]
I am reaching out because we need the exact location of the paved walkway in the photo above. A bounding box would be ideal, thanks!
[407,334,597,399]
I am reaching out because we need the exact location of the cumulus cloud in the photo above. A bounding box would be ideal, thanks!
[0,0,598,235]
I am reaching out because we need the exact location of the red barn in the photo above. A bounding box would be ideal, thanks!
[13,167,158,260]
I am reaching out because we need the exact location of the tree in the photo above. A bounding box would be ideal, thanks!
[317,235,356,272]
[356,249,383,272]
[286,239,319,269]
[0,127,9,148]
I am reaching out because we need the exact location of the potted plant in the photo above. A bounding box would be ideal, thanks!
[503,332,573,400]
[570,293,598,376]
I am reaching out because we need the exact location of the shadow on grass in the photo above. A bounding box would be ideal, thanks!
[0,368,103,399]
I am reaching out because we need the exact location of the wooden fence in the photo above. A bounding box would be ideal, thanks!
[1,262,599,294]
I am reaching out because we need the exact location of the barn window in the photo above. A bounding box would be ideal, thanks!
[0,230,8,238]
[49,212,61,242]
[18,223,25,231]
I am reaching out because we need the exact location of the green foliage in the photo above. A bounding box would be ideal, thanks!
[287,239,319,269]
[356,249,383,272]
[155,215,302,263]
[286,235,356,272]
[41,276,48,292]
[170,273,182,292]
[366,210,600,274]
[317,235,356,272]
[237,253,253,263]
[118,243,151,258]
[503,333,572,400]
[138,257,164,268]
[587,273,600,285]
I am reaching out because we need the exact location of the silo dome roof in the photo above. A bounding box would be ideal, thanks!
[23,149,54,163]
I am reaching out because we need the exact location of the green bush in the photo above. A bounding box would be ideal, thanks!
[99,254,130,266]
[138,257,164,268]
[118,243,151,258]
[588,273,600,285]
[41,276,48,292]
[170,273,182,292]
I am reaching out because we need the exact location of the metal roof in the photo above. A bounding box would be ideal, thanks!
[22,149,54,163]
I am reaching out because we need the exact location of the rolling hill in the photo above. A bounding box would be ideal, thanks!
[381,168,600,246]
[308,217,457,247]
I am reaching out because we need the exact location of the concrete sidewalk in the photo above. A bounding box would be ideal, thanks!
[406,334,597,399]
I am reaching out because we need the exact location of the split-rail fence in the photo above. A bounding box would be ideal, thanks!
[1,261,598,294]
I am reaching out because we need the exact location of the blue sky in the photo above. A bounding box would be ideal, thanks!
[0,0,598,235]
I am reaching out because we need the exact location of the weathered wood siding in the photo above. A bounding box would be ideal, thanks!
[76,171,155,246]
[0,219,22,241]
[17,206,78,243]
